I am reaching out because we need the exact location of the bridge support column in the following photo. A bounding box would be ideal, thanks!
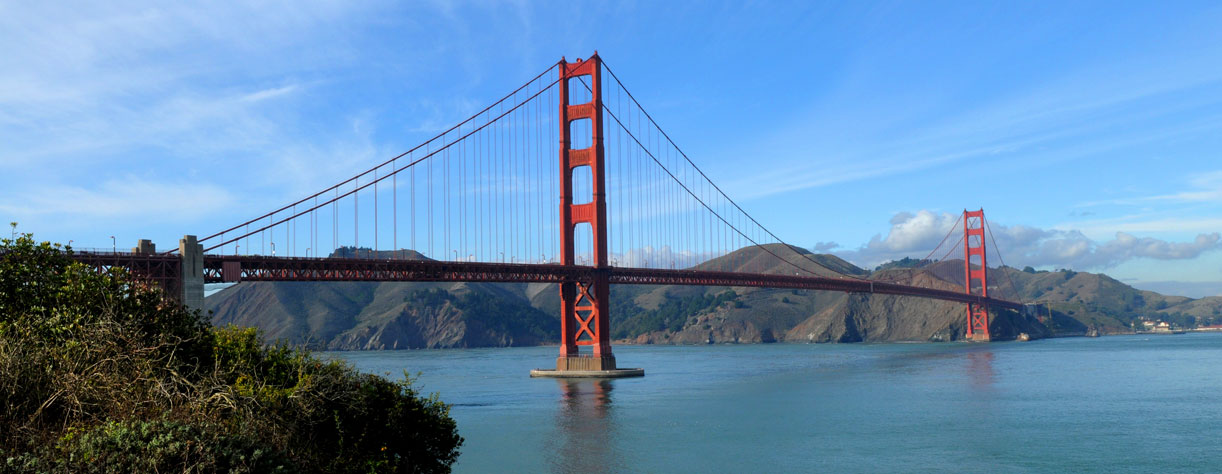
[964,210,990,342]
[533,53,639,378]
[179,235,205,315]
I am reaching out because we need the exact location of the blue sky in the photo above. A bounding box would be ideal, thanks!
[3,1,1222,297]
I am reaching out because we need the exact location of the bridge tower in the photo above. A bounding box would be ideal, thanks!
[556,54,616,371]
[963,209,990,341]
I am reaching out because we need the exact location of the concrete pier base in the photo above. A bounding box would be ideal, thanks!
[557,355,617,371]
[530,355,643,378]
[530,368,644,378]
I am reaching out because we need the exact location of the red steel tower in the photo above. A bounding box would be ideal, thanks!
[963,209,990,341]
[556,54,615,371]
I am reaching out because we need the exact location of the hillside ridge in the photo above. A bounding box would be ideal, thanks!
[205,246,1220,348]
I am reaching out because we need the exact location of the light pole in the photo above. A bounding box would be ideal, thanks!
[67,240,73,249]
[306,248,311,258]
[236,245,240,256]
[9,222,15,241]
[110,236,116,253]
[270,242,276,257]
[453,250,458,261]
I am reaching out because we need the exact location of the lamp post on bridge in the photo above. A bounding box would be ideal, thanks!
[110,236,115,254]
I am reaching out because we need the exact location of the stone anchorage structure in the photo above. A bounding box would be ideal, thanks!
[69,236,203,315]
[531,53,643,378]
[179,235,205,314]
[126,235,204,315]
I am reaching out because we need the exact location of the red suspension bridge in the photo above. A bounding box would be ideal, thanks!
[71,53,1025,375]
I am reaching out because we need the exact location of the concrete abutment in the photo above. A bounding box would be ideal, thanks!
[179,235,204,314]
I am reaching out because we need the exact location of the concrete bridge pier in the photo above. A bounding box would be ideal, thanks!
[133,239,155,254]
[179,235,204,314]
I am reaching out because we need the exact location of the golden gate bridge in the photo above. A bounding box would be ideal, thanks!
[69,53,1026,376]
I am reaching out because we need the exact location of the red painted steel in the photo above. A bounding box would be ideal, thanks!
[68,251,183,301]
[963,209,990,340]
[558,54,613,366]
[192,255,1024,310]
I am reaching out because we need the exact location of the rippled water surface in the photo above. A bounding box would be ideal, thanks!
[328,333,1222,473]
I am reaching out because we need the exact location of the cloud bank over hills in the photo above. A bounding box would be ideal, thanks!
[819,210,1222,297]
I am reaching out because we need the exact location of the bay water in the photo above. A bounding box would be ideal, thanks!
[329,333,1222,473]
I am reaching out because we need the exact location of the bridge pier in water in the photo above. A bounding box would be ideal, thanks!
[963,210,991,342]
[532,53,642,378]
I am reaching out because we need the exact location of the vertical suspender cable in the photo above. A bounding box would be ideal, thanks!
[393,159,397,258]
[374,169,378,255]
[412,147,417,254]
[428,139,433,258]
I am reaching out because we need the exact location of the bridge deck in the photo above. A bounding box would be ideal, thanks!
[196,255,1023,310]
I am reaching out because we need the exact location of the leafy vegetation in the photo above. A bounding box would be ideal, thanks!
[1161,312,1198,329]
[611,290,738,339]
[874,257,932,271]
[0,234,462,473]
[405,288,558,342]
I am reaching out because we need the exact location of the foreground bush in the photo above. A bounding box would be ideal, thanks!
[12,420,291,473]
[0,235,462,473]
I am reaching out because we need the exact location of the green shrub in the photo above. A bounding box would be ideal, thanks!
[209,326,463,472]
[0,234,462,473]
[52,420,289,473]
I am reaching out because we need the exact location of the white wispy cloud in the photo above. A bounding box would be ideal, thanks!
[1059,216,1222,236]
[0,176,237,222]
[1082,170,1222,207]
[240,85,301,103]
[717,39,1222,201]
[0,1,394,244]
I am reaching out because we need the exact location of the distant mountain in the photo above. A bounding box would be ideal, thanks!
[621,245,1048,344]
[207,247,560,350]
[204,245,1222,348]
[996,266,1218,332]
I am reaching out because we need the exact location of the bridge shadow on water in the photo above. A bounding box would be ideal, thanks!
[546,379,623,474]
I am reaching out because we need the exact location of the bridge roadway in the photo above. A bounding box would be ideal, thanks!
[197,254,1023,310]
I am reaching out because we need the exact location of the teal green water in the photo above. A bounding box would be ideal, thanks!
[329,333,1222,473]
